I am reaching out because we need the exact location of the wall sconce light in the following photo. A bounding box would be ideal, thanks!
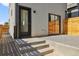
[33,10,36,13]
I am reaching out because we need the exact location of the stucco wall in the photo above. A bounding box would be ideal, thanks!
[19,3,67,36]
[9,3,67,38]
[9,3,16,38]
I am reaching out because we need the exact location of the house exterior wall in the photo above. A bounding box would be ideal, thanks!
[19,3,67,36]
[9,3,16,38]
[9,3,67,38]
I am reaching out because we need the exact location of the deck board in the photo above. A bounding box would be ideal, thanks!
[0,33,41,56]
[0,39,2,55]
[0,34,21,56]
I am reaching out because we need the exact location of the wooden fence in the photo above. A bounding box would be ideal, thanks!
[63,17,79,36]
[0,25,9,38]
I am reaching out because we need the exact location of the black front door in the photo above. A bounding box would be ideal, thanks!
[19,6,31,38]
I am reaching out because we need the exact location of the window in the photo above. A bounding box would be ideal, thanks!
[49,14,60,22]
[66,4,79,18]
[50,15,54,21]
[48,13,61,35]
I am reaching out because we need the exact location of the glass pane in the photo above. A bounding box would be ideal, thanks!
[21,9,28,32]
[54,16,58,20]
[54,16,59,33]
[50,15,54,21]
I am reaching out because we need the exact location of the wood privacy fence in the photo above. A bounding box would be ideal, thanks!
[63,17,79,36]
[0,25,9,38]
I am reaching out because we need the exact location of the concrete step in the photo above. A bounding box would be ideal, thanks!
[32,43,49,50]
[46,49,63,56]
[22,39,55,56]
[45,52,53,56]
[20,47,54,56]
[27,40,46,45]
[19,43,49,54]
[38,47,54,56]
[16,39,45,47]
[22,38,45,42]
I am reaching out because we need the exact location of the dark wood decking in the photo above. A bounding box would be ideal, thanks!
[0,33,40,56]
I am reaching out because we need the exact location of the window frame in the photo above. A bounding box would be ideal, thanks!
[48,13,61,35]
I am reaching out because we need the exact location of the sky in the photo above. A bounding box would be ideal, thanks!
[0,3,9,25]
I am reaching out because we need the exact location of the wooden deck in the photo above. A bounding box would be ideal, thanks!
[0,33,41,56]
